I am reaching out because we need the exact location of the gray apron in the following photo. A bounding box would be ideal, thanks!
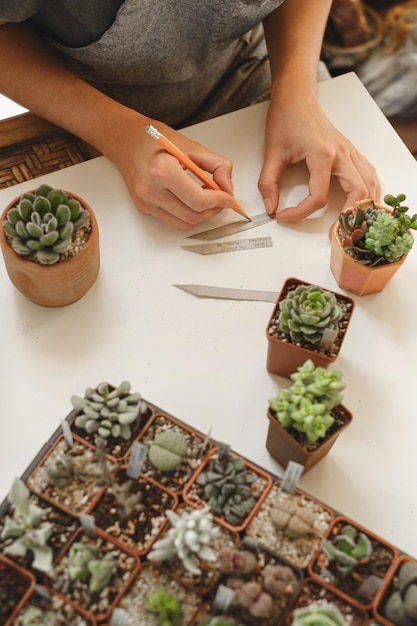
[49,0,284,127]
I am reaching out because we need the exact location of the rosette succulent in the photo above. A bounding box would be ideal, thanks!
[71,381,147,441]
[269,359,345,443]
[338,194,416,266]
[147,506,219,575]
[2,183,90,265]
[277,284,343,348]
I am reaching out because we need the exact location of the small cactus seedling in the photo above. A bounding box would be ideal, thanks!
[1,477,54,575]
[269,359,345,444]
[71,381,147,442]
[148,430,188,472]
[2,183,90,265]
[147,506,219,575]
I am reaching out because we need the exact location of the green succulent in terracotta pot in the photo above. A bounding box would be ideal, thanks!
[266,359,352,472]
[330,194,417,295]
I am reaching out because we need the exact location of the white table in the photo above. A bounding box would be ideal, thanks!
[1,72,416,558]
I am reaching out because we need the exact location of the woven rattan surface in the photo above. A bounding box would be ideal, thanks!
[0,113,99,189]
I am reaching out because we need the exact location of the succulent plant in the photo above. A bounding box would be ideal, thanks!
[269,496,319,538]
[196,455,256,526]
[292,602,349,626]
[144,587,183,626]
[338,194,416,266]
[71,381,147,441]
[262,563,297,597]
[148,430,188,471]
[218,548,258,575]
[384,561,417,625]
[2,183,90,265]
[147,505,219,575]
[269,359,345,444]
[1,477,54,575]
[198,617,247,626]
[227,579,273,619]
[277,284,343,348]
[321,524,373,575]
[68,540,115,593]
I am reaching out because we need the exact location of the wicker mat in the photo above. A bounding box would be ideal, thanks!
[0,112,101,189]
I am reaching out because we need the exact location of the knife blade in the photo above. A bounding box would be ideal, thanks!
[174,284,278,303]
[187,212,274,240]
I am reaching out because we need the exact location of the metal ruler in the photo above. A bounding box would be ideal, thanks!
[182,236,273,255]
[174,284,278,302]
[188,212,273,240]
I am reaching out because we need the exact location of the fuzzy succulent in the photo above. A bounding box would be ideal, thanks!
[292,603,349,626]
[338,194,416,266]
[144,587,183,626]
[147,506,219,575]
[68,540,115,593]
[2,183,90,265]
[321,524,373,575]
[196,455,256,526]
[269,359,345,444]
[276,284,343,348]
[1,477,54,575]
[71,381,147,441]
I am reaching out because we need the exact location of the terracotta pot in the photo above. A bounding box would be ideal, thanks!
[0,554,35,626]
[45,527,140,623]
[281,577,368,626]
[246,481,334,570]
[266,277,355,378]
[26,434,107,518]
[265,403,353,473]
[135,412,212,496]
[329,208,411,296]
[183,447,273,533]
[0,190,100,307]
[308,515,399,612]
[373,555,415,625]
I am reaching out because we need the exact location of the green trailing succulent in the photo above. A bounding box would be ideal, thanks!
[71,381,147,441]
[338,194,416,266]
[147,505,219,575]
[196,455,256,526]
[321,524,373,575]
[291,603,349,626]
[68,540,115,593]
[269,359,345,444]
[1,477,54,575]
[144,587,183,626]
[2,183,90,265]
[277,284,343,348]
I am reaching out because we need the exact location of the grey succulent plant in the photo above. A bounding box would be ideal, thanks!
[71,381,147,441]
[196,455,256,526]
[0,477,54,575]
[147,506,219,575]
[2,183,90,265]
[277,284,343,348]
[68,540,115,593]
[321,524,373,575]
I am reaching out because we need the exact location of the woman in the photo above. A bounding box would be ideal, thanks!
[0,0,379,230]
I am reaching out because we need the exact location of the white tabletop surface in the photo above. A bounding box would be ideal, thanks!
[1,72,416,558]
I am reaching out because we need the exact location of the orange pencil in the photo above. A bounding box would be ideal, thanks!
[145,124,251,221]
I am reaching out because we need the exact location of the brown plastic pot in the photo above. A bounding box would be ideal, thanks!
[266,277,355,378]
[329,206,411,296]
[0,554,35,626]
[308,515,399,612]
[0,190,100,307]
[265,403,353,473]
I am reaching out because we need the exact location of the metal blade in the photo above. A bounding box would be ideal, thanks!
[188,212,273,239]
[174,284,278,303]
[181,236,273,255]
